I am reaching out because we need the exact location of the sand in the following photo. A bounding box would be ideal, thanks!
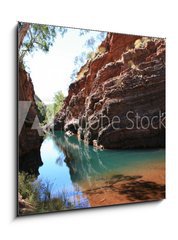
[81,160,165,207]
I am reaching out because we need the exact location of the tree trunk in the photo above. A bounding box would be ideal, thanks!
[18,23,30,48]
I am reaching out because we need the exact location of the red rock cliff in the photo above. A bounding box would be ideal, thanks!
[55,33,165,149]
[19,66,43,174]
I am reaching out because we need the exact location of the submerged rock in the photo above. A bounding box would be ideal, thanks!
[65,130,74,137]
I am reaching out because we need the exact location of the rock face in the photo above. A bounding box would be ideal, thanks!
[55,33,165,149]
[19,66,43,175]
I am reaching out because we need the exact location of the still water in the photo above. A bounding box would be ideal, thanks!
[37,131,165,207]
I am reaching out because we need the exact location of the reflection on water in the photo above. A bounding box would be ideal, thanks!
[38,131,165,208]
[38,133,90,208]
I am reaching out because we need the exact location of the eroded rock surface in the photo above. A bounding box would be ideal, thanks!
[55,33,165,149]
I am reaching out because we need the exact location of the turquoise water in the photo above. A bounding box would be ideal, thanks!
[38,131,165,206]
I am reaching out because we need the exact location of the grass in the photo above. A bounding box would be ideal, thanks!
[18,172,74,215]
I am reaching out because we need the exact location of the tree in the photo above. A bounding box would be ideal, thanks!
[84,37,96,50]
[87,51,95,60]
[35,99,46,123]
[70,31,107,82]
[18,22,67,62]
[43,91,65,124]
[79,29,90,36]
[53,91,65,114]
[18,22,30,48]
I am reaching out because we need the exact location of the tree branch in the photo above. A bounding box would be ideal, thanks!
[18,23,30,48]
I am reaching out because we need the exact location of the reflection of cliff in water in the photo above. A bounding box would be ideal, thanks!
[53,131,165,190]
[19,149,43,176]
[53,131,108,185]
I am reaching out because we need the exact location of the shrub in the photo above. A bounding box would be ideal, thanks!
[18,172,74,215]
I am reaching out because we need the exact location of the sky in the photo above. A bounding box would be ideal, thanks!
[24,27,106,104]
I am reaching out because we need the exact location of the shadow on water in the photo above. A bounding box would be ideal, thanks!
[19,149,43,176]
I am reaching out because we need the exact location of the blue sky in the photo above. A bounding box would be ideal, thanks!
[24,27,106,104]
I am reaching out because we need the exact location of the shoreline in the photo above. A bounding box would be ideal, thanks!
[80,160,165,207]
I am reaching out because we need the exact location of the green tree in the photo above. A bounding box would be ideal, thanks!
[53,91,65,114]
[44,104,55,124]
[43,91,65,124]
[70,31,107,82]
[36,100,46,122]
[18,22,67,62]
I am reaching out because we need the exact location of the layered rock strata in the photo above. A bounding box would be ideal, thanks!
[55,33,165,149]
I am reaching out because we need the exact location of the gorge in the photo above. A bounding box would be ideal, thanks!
[18,24,165,215]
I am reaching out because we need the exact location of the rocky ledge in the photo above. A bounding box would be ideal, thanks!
[54,33,165,149]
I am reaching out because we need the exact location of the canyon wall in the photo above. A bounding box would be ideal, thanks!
[18,66,43,175]
[55,33,165,149]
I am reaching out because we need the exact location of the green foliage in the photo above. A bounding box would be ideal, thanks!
[87,51,95,60]
[84,37,96,50]
[19,23,67,62]
[53,91,65,114]
[79,29,90,36]
[35,95,47,123]
[19,23,107,84]
[36,101,46,118]
[42,91,65,125]
[18,172,73,215]
[84,32,106,50]
[44,104,55,124]
[70,31,107,82]
[18,172,36,200]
